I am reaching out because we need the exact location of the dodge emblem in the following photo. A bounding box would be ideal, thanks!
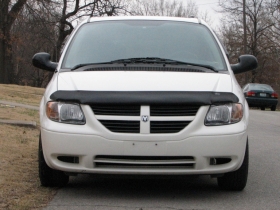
[141,115,149,122]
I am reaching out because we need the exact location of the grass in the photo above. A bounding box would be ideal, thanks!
[0,84,57,210]
[0,84,44,106]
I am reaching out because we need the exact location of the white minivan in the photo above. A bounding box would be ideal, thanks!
[33,16,257,190]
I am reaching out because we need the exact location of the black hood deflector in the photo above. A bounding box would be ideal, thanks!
[50,91,239,105]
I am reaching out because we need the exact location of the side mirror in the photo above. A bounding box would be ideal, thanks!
[230,55,258,74]
[32,52,58,72]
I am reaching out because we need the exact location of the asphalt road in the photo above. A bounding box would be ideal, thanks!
[44,110,280,210]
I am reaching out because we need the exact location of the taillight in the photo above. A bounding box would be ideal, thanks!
[246,91,255,97]
[271,92,278,98]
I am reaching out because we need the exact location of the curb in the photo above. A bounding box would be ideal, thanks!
[0,100,39,127]
[0,100,39,110]
[0,120,37,127]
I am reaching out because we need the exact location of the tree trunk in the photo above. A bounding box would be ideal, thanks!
[0,32,14,83]
[0,37,7,83]
[0,0,27,84]
[0,1,9,83]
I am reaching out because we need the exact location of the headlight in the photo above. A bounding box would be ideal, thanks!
[205,103,243,126]
[46,102,85,125]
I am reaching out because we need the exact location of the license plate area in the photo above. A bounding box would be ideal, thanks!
[260,93,266,97]
[124,141,167,156]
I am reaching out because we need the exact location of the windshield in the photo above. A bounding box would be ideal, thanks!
[62,20,227,71]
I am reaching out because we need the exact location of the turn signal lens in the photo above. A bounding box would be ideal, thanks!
[205,103,243,126]
[46,102,85,125]
[231,103,243,123]
[46,102,59,121]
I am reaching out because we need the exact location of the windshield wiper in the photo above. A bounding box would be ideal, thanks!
[71,57,166,70]
[110,57,218,72]
[112,57,185,64]
[71,57,218,72]
[71,61,114,71]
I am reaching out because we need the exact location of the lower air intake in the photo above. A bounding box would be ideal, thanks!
[94,155,195,169]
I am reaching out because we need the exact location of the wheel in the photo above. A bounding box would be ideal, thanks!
[217,141,249,191]
[271,105,276,111]
[260,107,265,110]
[39,134,69,187]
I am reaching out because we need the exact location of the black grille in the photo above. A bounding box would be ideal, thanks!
[94,155,195,169]
[150,121,191,133]
[99,120,140,133]
[92,104,198,134]
[150,105,199,116]
[91,105,140,116]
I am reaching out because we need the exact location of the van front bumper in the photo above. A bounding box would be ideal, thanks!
[41,128,247,175]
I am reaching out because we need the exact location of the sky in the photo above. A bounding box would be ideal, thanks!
[187,0,222,28]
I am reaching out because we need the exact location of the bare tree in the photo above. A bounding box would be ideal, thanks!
[218,0,277,85]
[11,0,58,87]
[130,0,198,17]
[199,10,213,25]
[0,0,27,84]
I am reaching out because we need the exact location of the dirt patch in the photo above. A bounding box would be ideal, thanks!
[0,84,57,210]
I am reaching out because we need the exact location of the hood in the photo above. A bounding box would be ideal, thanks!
[57,71,232,92]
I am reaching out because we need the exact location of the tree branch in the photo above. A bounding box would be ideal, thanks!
[7,0,27,30]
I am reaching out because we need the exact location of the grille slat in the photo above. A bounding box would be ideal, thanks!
[150,106,200,116]
[151,121,190,133]
[94,155,195,169]
[91,105,140,116]
[99,120,140,133]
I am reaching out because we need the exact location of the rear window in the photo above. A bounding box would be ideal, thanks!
[62,20,227,71]
[250,84,273,91]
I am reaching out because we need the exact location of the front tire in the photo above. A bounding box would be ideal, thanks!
[217,141,249,191]
[39,134,69,187]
